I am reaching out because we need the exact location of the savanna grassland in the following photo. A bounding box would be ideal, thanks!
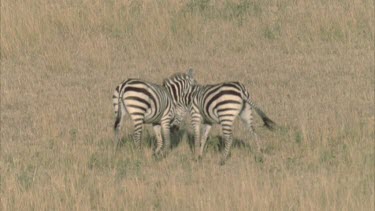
[1,0,374,210]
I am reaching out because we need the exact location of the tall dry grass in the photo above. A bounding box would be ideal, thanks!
[1,0,374,210]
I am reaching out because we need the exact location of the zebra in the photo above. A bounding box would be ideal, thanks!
[113,78,177,156]
[163,69,275,165]
[163,69,197,129]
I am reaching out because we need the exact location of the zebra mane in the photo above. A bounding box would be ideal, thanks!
[163,69,195,86]
[162,73,184,84]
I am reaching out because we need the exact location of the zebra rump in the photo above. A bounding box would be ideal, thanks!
[112,78,175,156]
[163,69,276,164]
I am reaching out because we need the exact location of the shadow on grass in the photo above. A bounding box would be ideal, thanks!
[203,135,256,153]
[115,128,190,152]
[169,125,257,154]
[115,126,260,155]
[170,125,193,150]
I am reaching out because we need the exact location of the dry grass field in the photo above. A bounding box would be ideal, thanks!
[1,0,374,210]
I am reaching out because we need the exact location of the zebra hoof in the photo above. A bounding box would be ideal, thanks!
[197,155,202,161]
[254,153,264,163]
[192,155,201,162]
[219,158,227,165]
[161,149,170,158]
[133,145,142,152]
[152,152,162,161]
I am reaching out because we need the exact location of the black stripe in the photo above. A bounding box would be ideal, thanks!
[217,108,238,113]
[124,87,157,110]
[121,80,131,90]
[220,120,233,125]
[127,104,147,112]
[204,86,223,102]
[212,100,242,111]
[130,112,145,116]
[170,83,178,102]
[175,79,182,100]
[187,91,193,105]
[127,80,146,85]
[206,90,241,112]
[219,114,235,118]
[124,96,151,108]
[133,119,144,124]
[204,82,240,99]
[222,82,241,89]
[222,127,233,131]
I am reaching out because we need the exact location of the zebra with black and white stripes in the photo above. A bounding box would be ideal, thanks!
[190,81,275,165]
[164,69,275,165]
[113,78,176,156]
[163,69,197,128]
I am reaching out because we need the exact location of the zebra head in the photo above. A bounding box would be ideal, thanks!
[164,68,197,129]
[163,68,197,106]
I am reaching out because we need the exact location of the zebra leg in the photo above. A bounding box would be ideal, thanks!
[239,103,260,152]
[199,124,212,159]
[220,129,234,165]
[219,119,235,165]
[132,120,144,150]
[160,117,171,157]
[191,111,202,159]
[152,124,163,156]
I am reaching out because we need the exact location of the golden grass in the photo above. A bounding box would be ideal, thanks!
[1,0,374,210]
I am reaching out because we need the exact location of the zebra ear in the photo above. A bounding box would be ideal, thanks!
[187,68,194,77]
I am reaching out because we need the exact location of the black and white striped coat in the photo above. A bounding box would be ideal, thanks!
[163,70,197,128]
[164,70,275,165]
[190,82,275,164]
[113,78,175,155]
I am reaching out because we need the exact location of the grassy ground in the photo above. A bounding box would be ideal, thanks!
[1,0,374,210]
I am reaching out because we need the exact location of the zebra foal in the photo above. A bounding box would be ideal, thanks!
[113,78,175,156]
[164,69,275,165]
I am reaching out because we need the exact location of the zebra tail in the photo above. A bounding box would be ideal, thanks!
[113,84,123,130]
[253,106,276,130]
[241,89,276,130]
